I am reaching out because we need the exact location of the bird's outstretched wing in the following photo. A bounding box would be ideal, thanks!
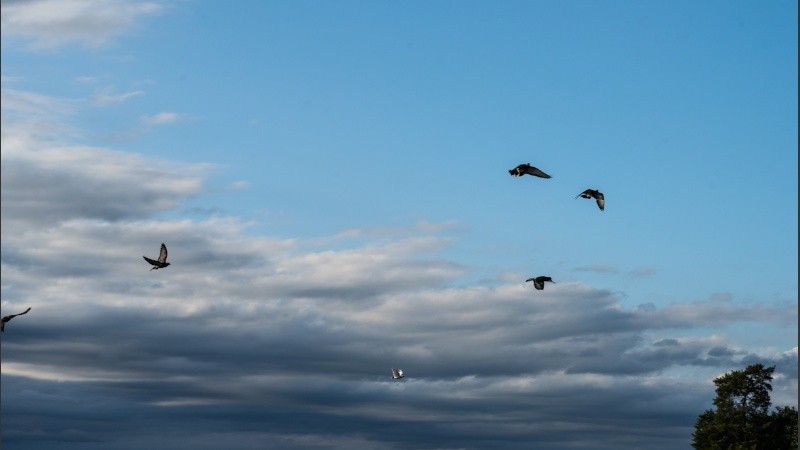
[1,307,31,332]
[524,166,551,178]
[2,307,31,322]
[525,278,545,290]
[158,243,168,264]
[595,195,605,211]
[143,256,160,266]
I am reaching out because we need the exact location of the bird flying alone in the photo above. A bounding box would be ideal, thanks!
[2,307,31,332]
[509,163,551,179]
[391,368,405,380]
[143,243,170,271]
[576,189,605,211]
[526,276,555,291]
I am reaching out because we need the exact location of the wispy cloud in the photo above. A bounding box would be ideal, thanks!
[91,87,144,106]
[627,265,657,278]
[573,264,619,274]
[227,181,251,191]
[0,87,77,119]
[140,111,193,125]
[1,0,167,50]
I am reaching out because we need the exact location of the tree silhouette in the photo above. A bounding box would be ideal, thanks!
[692,363,798,449]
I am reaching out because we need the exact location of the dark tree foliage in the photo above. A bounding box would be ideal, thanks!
[692,364,798,449]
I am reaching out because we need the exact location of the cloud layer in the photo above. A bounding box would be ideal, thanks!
[1,101,796,449]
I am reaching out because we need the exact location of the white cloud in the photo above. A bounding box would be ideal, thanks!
[1,0,166,50]
[0,86,77,118]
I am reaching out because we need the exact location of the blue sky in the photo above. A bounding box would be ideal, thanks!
[1,1,797,449]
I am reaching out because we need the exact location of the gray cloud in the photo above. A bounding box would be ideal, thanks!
[1,143,208,225]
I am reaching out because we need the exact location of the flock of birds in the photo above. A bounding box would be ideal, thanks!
[1,162,604,381]
[509,162,604,293]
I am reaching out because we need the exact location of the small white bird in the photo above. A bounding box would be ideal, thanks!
[391,368,404,380]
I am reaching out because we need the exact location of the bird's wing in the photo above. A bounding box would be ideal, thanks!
[525,278,534,283]
[143,256,160,266]
[596,196,605,210]
[397,369,403,377]
[525,166,551,178]
[158,243,168,263]
[534,280,544,290]
[1,308,29,322]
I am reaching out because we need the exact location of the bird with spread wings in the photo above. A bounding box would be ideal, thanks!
[143,243,171,271]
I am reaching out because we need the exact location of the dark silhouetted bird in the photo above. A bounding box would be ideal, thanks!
[391,368,405,380]
[509,163,551,179]
[576,189,605,211]
[526,276,555,291]
[2,307,31,332]
[143,243,170,271]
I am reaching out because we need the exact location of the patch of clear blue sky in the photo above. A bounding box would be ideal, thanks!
[3,1,796,325]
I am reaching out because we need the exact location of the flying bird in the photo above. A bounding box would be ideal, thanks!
[391,368,405,380]
[576,189,605,211]
[143,243,170,271]
[2,307,31,332]
[526,276,555,291]
[508,163,551,179]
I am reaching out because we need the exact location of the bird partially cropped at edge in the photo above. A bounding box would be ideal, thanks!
[526,276,555,291]
[143,243,170,271]
[576,189,605,211]
[2,307,31,332]
[508,163,551,179]
[391,368,405,380]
